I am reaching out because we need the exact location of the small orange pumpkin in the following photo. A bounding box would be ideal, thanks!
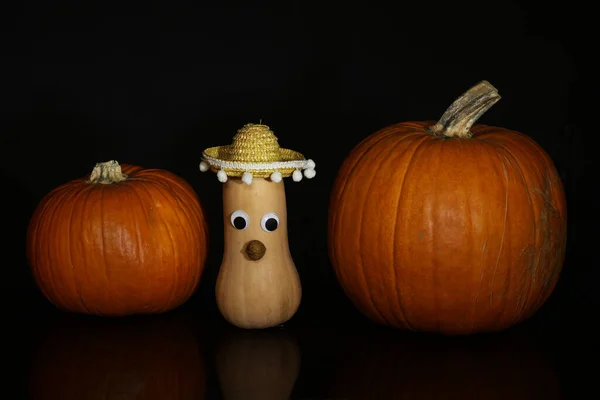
[26,160,209,316]
[328,81,567,334]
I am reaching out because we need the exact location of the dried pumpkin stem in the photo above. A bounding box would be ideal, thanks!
[428,80,501,139]
[88,160,128,184]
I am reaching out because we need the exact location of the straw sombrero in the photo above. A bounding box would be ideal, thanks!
[199,123,316,185]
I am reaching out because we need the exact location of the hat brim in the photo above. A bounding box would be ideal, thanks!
[202,146,308,178]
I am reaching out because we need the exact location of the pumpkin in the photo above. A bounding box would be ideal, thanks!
[29,312,205,400]
[328,81,567,334]
[327,330,561,399]
[26,160,209,316]
[216,328,301,400]
[216,178,301,329]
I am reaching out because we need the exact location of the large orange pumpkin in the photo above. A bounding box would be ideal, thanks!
[328,81,567,334]
[29,312,205,399]
[26,160,209,316]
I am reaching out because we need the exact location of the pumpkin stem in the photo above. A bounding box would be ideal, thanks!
[428,80,501,138]
[88,160,128,184]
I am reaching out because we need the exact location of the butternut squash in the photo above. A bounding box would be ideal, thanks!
[216,178,301,329]
[199,123,315,329]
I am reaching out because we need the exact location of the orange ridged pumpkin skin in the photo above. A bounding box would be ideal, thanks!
[26,162,209,316]
[328,119,567,334]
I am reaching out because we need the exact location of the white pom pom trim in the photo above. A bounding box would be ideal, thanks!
[201,156,317,183]
[241,171,253,185]
[292,169,303,182]
[217,169,228,183]
[199,161,210,172]
[304,168,316,179]
[270,170,282,183]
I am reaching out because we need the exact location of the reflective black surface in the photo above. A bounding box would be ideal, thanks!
[6,280,597,400]
[3,2,593,399]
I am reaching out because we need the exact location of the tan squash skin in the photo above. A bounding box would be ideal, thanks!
[216,177,302,329]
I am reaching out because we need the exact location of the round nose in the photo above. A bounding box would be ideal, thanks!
[245,240,266,261]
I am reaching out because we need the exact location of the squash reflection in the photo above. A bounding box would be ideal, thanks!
[216,328,301,400]
[328,329,561,399]
[29,311,205,400]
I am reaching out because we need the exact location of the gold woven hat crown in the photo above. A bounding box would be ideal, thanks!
[199,123,316,184]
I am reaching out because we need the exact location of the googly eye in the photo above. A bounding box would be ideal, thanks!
[260,212,279,232]
[230,210,249,230]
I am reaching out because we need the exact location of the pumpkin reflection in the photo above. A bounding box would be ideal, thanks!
[328,330,561,399]
[29,312,205,400]
[216,328,301,400]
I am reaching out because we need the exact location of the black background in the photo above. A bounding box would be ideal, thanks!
[2,1,596,397]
